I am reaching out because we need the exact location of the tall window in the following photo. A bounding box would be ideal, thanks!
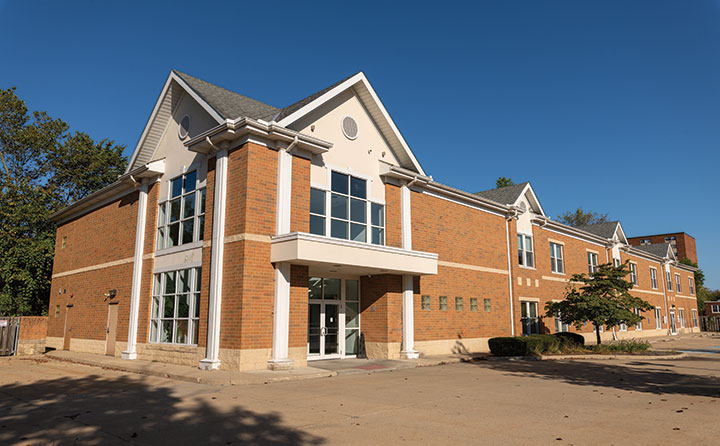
[550,243,564,274]
[633,308,642,330]
[613,258,621,267]
[310,172,384,245]
[691,310,698,328]
[517,234,534,268]
[678,309,686,328]
[654,308,662,329]
[150,267,201,345]
[675,274,682,293]
[689,277,695,295]
[157,171,205,249]
[587,252,598,274]
[650,268,658,289]
[521,301,539,335]
[629,263,638,285]
[555,312,569,333]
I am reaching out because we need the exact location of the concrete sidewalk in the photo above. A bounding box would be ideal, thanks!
[44,350,484,386]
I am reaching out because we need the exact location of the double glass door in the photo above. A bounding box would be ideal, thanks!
[521,301,540,335]
[308,277,360,360]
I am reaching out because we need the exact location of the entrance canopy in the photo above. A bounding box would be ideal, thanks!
[271,232,438,277]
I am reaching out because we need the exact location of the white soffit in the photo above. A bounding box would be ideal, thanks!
[519,183,546,217]
[277,73,426,175]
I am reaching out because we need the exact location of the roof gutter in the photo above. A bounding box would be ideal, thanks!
[185,117,331,155]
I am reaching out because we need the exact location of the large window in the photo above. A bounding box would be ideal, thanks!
[550,242,564,274]
[650,268,658,289]
[629,263,638,285]
[675,274,682,293]
[157,171,206,249]
[309,171,384,245]
[150,267,201,345]
[666,271,673,291]
[518,234,534,268]
[587,252,599,274]
[555,312,570,333]
[521,301,539,335]
[712,304,720,314]
[654,308,662,329]
[678,309,686,328]
[689,277,695,295]
[633,308,642,330]
[691,310,698,328]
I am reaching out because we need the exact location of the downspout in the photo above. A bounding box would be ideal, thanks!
[661,259,671,336]
[505,209,518,336]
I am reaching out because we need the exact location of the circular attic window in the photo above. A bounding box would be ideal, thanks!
[341,116,359,140]
[178,115,191,139]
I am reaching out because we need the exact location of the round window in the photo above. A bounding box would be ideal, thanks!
[341,116,359,140]
[178,115,191,139]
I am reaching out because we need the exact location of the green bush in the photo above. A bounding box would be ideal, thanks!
[553,332,585,347]
[587,339,651,354]
[488,335,560,356]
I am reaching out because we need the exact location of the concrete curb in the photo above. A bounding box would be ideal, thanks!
[486,352,687,361]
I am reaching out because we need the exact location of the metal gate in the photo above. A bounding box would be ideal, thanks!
[0,317,20,356]
[701,316,720,332]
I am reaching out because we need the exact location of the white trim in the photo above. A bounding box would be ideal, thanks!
[519,297,541,302]
[536,225,607,248]
[52,257,134,279]
[400,274,419,359]
[269,262,293,369]
[153,260,202,275]
[417,189,506,218]
[276,148,292,235]
[122,184,148,360]
[437,260,508,275]
[505,218,515,336]
[401,183,412,250]
[199,149,228,370]
[271,232,437,259]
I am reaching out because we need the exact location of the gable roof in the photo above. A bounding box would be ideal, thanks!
[577,221,622,239]
[272,73,358,122]
[173,70,280,121]
[635,243,674,259]
[473,182,530,205]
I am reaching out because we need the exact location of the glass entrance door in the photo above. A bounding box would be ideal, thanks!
[521,301,539,335]
[308,277,360,360]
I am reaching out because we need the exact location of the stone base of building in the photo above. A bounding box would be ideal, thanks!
[16,339,46,355]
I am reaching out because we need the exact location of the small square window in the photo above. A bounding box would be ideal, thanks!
[439,296,448,311]
[61,236,67,249]
[421,295,431,310]
[470,298,478,312]
[484,298,491,312]
[55,305,60,317]
[455,297,463,311]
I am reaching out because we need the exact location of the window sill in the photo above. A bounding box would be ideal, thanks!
[146,343,200,352]
[518,265,536,271]
[550,271,566,276]
[155,241,203,257]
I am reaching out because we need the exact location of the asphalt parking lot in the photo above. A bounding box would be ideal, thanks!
[1,334,719,445]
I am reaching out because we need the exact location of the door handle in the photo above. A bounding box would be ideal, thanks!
[321,327,327,336]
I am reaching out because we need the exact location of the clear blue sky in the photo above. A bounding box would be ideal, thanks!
[1,1,718,288]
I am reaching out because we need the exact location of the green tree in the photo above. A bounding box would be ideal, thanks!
[0,87,126,315]
[679,258,704,288]
[495,177,514,188]
[557,208,609,227]
[545,261,654,345]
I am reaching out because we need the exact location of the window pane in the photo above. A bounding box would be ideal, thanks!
[175,320,188,344]
[350,176,366,199]
[183,194,195,219]
[168,223,180,247]
[350,223,366,242]
[526,252,534,268]
[199,189,206,214]
[309,215,325,235]
[171,177,183,198]
[156,228,165,250]
[346,301,359,328]
[150,320,158,342]
[345,329,358,355]
[197,216,205,241]
[178,269,191,292]
[158,203,166,226]
[182,219,194,244]
[372,228,384,245]
[331,194,348,219]
[151,296,160,318]
[194,293,200,318]
[331,171,348,194]
[192,320,199,344]
[350,198,366,223]
[161,320,173,342]
[164,271,176,294]
[310,188,325,215]
[331,219,348,239]
[163,296,175,318]
[177,294,190,318]
[309,277,322,300]
[184,171,197,193]
[153,274,162,295]
[525,236,532,251]
[324,278,341,300]
[169,198,181,222]
[346,280,359,301]
[371,203,384,227]
[484,298,491,312]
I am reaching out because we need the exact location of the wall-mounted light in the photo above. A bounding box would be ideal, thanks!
[104,289,117,300]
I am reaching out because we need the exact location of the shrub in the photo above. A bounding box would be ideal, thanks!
[488,337,527,356]
[489,335,561,356]
[553,332,585,347]
[587,339,651,354]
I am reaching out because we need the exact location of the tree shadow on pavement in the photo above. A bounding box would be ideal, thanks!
[475,358,720,398]
[0,373,326,446]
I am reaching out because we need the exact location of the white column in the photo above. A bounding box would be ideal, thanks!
[400,274,419,359]
[401,182,412,250]
[269,262,293,370]
[199,149,229,371]
[122,183,149,360]
[269,147,294,370]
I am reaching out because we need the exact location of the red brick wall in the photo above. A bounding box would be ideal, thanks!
[290,155,310,233]
[360,274,402,344]
[19,316,47,340]
[384,184,402,248]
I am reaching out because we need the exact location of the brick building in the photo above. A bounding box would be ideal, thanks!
[47,71,700,371]
[628,232,697,264]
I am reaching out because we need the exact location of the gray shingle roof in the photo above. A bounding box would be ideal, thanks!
[635,243,672,258]
[173,70,280,121]
[576,221,620,239]
[174,70,360,123]
[473,182,529,205]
